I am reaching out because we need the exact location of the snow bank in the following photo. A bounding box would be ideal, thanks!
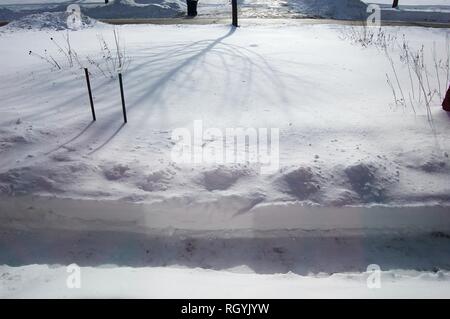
[6,11,97,31]
[0,8,21,21]
[1,264,448,298]
[0,157,438,206]
[0,0,185,21]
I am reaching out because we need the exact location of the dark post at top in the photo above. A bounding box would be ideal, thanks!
[119,73,127,124]
[232,0,238,27]
[392,0,399,8]
[84,68,96,121]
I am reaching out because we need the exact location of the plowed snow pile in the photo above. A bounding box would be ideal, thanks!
[5,12,97,31]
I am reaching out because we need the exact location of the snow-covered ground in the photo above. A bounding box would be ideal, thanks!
[0,13,449,297]
[1,265,449,298]
[0,22,449,207]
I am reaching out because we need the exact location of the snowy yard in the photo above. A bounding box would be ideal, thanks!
[1,22,449,206]
[0,4,449,299]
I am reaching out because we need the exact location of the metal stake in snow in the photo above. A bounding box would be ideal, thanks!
[119,73,127,123]
[84,68,96,121]
[232,0,238,27]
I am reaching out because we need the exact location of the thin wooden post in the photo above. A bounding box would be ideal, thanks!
[392,0,399,8]
[84,68,96,121]
[119,73,127,123]
[232,0,238,27]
